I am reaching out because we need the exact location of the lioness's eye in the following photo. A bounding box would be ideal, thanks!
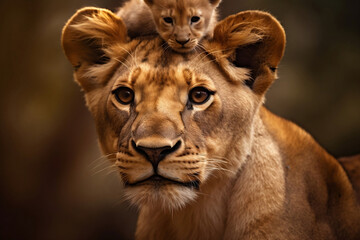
[189,87,211,105]
[112,87,134,105]
[191,16,200,23]
[163,17,173,24]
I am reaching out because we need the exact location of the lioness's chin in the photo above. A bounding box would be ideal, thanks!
[124,184,198,210]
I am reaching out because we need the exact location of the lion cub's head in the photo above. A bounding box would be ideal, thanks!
[62,8,285,210]
[144,0,221,52]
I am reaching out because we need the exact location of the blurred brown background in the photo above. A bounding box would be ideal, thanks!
[0,0,359,239]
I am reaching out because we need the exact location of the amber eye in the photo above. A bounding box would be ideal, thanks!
[189,87,211,105]
[191,16,200,23]
[163,17,173,24]
[112,87,134,105]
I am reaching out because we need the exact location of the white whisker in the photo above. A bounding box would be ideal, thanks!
[114,57,130,70]
[87,153,114,168]
[91,164,117,176]
[116,45,137,68]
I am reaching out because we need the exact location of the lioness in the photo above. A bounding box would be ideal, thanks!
[61,7,360,240]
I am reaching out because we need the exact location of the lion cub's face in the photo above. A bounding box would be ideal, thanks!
[145,0,221,52]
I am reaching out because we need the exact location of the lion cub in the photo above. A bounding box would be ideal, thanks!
[117,0,221,52]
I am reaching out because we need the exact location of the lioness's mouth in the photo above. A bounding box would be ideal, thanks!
[126,174,200,189]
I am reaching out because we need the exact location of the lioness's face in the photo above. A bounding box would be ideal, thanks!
[88,46,257,209]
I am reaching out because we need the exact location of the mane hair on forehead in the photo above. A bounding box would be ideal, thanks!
[176,0,186,10]
[151,0,210,10]
[176,0,207,8]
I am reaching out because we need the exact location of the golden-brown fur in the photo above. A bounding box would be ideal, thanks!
[339,154,360,201]
[117,0,221,52]
[62,7,360,239]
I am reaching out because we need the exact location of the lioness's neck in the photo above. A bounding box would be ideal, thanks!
[136,174,232,239]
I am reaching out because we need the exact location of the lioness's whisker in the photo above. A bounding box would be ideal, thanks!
[91,164,117,176]
[115,45,138,67]
[90,157,117,170]
[114,57,130,70]
[105,169,118,176]
[90,160,109,171]
[87,153,114,168]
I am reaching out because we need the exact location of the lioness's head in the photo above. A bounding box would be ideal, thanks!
[62,7,285,210]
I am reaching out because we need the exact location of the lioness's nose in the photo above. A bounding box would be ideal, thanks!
[132,140,181,170]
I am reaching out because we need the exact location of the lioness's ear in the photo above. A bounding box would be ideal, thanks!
[209,0,222,7]
[209,10,286,95]
[61,7,127,90]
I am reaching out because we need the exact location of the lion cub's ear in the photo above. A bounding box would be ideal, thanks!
[61,7,127,90]
[208,10,286,95]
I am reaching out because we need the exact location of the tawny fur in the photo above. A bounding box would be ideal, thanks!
[62,7,360,240]
[117,0,221,52]
[339,154,360,201]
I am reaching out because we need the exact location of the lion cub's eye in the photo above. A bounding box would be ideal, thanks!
[112,87,134,105]
[163,17,173,24]
[191,16,200,23]
[189,87,212,105]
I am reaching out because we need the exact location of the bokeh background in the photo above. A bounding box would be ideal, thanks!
[1,0,359,239]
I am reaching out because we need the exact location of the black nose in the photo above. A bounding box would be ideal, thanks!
[132,140,181,170]
[176,39,190,45]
